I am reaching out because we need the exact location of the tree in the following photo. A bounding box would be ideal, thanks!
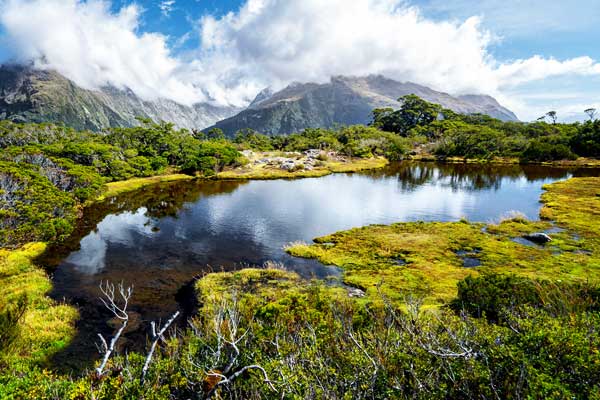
[546,111,558,124]
[371,94,442,135]
[585,108,597,121]
[205,128,225,141]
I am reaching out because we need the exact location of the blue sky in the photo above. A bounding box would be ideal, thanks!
[113,0,600,65]
[1,0,599,121]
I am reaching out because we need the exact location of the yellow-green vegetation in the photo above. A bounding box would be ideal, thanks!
[541,176,600,236]
[0,243,77,366]
[287,176,600,306]
[216,153,388,180]
[410,154,600,167]
[196,267,346,305]
[96,173,195,201]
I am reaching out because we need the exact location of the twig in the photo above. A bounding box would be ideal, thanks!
[141,311,180,383]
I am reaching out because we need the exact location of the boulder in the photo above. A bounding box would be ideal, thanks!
[523,232,552,244]
[348,288,366,298]
[280,160,297,171]
[304,149,321,158]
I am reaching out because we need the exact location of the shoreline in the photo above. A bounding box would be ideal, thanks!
[407,154,600,167]
[2,160,598,375]
[94,154,600,202]
[285,176,600,306]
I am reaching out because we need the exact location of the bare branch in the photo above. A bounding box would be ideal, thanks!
[95,281,133,377]
[141,311,180,383]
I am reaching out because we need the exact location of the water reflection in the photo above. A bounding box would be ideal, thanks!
[39,161,599,365]
[364,162,578,192]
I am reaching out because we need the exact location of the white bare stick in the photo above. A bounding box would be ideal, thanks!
[96,281,133,377]
[141,311,180,383]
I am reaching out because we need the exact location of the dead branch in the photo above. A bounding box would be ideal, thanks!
[141,311,180,383]
[95,281,133,377]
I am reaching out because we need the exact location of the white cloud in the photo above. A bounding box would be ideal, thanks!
[495,56,600,88]
[159,0,175,17]
[0,0,599,117]
[0,0,203,105]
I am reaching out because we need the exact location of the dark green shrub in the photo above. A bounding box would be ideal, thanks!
[450,273,540,321]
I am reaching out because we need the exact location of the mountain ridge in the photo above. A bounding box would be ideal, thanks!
[0,66,518,134]
[0,64,240,131]
[209,75,518,136]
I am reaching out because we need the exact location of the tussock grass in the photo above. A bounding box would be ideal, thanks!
[0,243,78,366]
[216,155,388,180]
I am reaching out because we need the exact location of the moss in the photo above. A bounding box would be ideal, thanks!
[96,173,195,201]
[540,177,600,237]
[286,177,600,306]
[0,243,78,366]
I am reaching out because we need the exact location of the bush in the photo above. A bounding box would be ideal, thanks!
[522,140,577,162]
[451,273,540,321]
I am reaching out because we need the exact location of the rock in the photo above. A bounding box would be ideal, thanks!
[304,149,321,158]
[523,232,552,244]
[348,288,366,298]
[280,160,297,171]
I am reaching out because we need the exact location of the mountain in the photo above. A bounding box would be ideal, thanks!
[209,75,518,136]
[0,65,239,131]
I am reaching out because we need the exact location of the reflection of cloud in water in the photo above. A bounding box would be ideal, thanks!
[65,231,107,274]
[96,207,154,245]
[65,208,154,274]
[201,175,474,250]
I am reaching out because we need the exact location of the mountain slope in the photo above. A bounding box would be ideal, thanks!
[0,65,239,131]
[210,75,518,136]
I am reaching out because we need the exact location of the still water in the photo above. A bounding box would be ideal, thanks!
[40,162,599,361]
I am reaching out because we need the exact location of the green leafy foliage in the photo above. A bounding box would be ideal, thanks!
[371,94,443,135]
[571,119,600,157]
[3,270,598,399]
[0,119,243,247]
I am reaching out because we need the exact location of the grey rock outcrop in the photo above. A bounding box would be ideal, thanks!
[523,232,552,244]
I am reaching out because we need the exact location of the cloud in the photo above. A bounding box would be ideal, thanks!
[159,0,175,17]
[0,0,599,117]
[0,0,203,105]
[495,56,600,88]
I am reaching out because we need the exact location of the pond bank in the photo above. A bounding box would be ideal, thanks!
[2,162,598,377]
[285,176,600,306]
[409,154,600,167]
